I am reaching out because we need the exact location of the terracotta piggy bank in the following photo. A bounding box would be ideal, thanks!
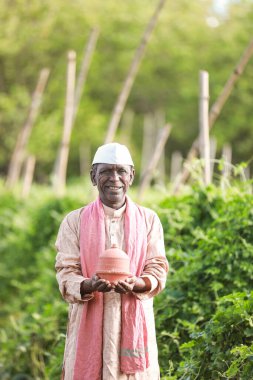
[96,245,131,282]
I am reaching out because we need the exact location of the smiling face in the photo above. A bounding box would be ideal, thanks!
[90,164,135,209]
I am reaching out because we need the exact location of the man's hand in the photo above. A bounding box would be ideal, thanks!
[113,276,151,294]
[81,275,113,295]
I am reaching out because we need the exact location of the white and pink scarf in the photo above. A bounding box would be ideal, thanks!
[73,196,149,380]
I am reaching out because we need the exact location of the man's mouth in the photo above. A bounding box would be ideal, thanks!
[108,186,122,190]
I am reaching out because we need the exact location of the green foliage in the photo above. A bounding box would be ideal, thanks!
[155,184,253,378]
[0,189,84,379]
[1,1,253,178]
[178,292,253,379]
[1,183,253,379]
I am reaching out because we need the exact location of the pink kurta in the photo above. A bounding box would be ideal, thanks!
[55,202,168,380]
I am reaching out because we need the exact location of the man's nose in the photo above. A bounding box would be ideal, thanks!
[110,171,120,180]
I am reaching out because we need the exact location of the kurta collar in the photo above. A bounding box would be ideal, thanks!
[102,202,126,218]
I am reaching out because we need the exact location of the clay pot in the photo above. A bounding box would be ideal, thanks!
[96,245,131,282]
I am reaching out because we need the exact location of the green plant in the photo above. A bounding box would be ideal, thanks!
[155,185,253,378]
[177,292,253,379]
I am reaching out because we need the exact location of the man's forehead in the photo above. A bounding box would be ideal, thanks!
[97,163,131,170]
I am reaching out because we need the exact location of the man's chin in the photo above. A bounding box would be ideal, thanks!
[108,194,124,201]
[105,193,126,205]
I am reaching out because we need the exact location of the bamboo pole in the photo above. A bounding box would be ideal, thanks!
[210,137,217,180]
[54,51,76,196]
[140,114,156,179]
[156,143,166,186]
[73,28,99,125]
[199,70,211,185]
[173,37,253,193]
[79,144,90,176]
[52,31,99,184]
[222,143,232,178]
[119,109,135,146]
[104,0,167,144]
[243,166,250,180]
[221,143,232,190]
[155,110,166,185]
[21,155,36,198]
[6,68,50,188]
[137,123,172,200]
[170,151,183,182]
[209,38,253,127]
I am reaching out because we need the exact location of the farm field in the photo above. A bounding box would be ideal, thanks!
[1,180,253,379]
[1,1,253,378]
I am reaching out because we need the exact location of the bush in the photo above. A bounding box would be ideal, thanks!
[155,184,253,378]
[0,192,84,379]
[1,184,253,379]
[178,292,253,379]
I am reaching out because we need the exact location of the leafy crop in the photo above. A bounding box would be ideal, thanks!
[1,184,253,379]
[155,184,253,379]
[178,292,253,379]
[0,192,84,379]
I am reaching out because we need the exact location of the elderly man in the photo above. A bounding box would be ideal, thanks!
[55,142,168,380]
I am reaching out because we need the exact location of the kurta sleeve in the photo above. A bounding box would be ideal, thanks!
[55,208,94,303]
[135,210,169,300]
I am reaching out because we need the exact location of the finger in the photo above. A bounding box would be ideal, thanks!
[97,285,111,292]
[117,280,132,290]
[125,276,136,284]
[93,279,110,290]
[114,283,125,293]
[97,281,113,292]
[114,283,130,294]
[114,287,127,294]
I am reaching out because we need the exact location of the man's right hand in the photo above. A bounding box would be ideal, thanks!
[81,275,113,295]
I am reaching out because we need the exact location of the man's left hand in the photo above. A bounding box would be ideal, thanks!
[113,276,151,294]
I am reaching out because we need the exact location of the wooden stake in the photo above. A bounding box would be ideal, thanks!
[156,144,166,186]
[155,110,166,185]
[220,143,232,191]
[209,38,253,127]
[104,0,167,143]
[210,137,217,180]
[173,37,253,193]
[52,31,98,184]
[79,144,91,176]
[140,114,156,178]
[73,28,99,125]
[54,51,76,195]
[199,70,211,185]
[119,109,135,146]
[170,151,183,182]
[243,166,250,180]
[6,68,50,188]
[21,155,36,198]
[222,143,232,178]
[137,123,172,200]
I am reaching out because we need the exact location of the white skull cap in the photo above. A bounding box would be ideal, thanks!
[92,143,134,166]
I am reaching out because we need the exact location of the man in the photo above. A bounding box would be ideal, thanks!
[55,142,168,380]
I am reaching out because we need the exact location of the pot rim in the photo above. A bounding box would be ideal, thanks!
[96,270,131,275]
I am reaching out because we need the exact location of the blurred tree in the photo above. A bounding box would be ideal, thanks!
[0,0,253,182]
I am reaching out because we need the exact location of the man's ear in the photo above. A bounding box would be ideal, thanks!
[129,168,135,186]
[90,168,97,186]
